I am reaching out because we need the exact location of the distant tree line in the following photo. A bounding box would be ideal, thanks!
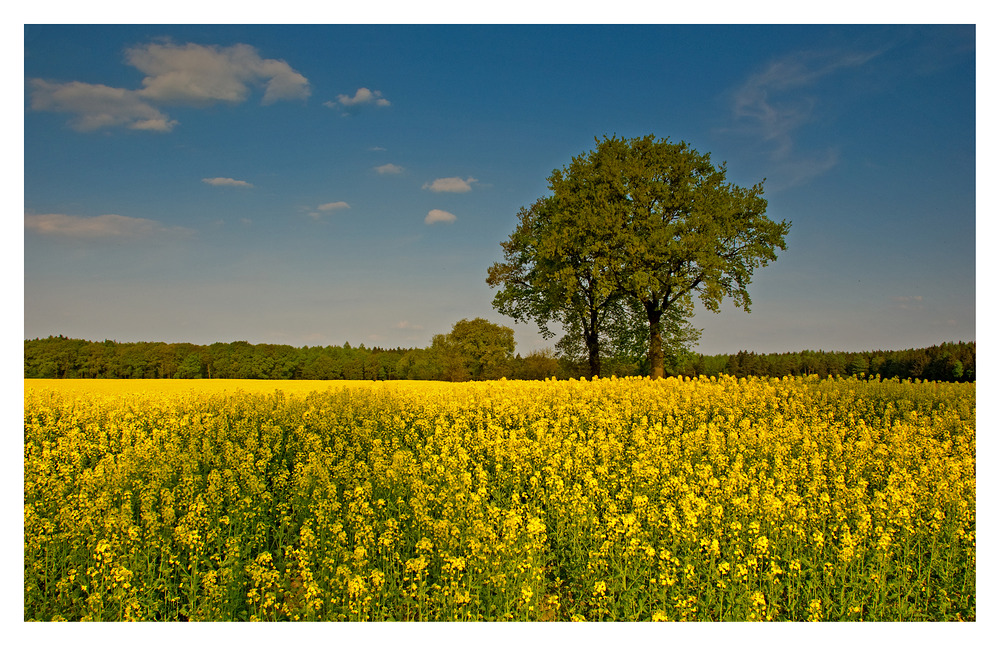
[683,342,975,383]
[24,332,974,383]
[24,336,414,381]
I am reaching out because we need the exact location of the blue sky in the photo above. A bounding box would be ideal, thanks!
[22,23,977,356]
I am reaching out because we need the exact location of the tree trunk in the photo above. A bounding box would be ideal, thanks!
[584,280,602,379]
[586,328,601,378]
[647,306,665,379]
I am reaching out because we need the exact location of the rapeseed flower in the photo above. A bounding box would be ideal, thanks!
[24,375,975,621]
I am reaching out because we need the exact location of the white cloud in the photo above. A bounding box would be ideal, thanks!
[28,79,177,132]
[308,201,351,219]
[202,177,253,188]
[395,320,424,330]
[423,177,478,193]
[375,163,404,175]
[28,41,309,132]
[127,41,310,106]
[25,213,181,238]
[425,209,456,225]
[129,118,176,131]
[331,87,391,108]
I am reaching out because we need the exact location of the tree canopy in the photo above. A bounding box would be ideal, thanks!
[487,195,618,377]
[431,317,516,381]
[488,134,790,378]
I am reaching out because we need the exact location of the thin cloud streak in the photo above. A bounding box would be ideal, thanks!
[25,213,191,239]
[766,148,840,193]
[317,201,350,211]
[203,177,253,187]
[308,201,351,219]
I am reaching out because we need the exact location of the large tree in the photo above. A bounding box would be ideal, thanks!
[489,134,790,379]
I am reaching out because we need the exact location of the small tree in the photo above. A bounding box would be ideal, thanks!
[432,318,516,381]
[514,348,561,380]
[430,333,470,381]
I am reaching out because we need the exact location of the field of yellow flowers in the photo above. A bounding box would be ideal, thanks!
[24,375,975,621]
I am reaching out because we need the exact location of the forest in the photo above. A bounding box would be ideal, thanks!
[24,334,975,383]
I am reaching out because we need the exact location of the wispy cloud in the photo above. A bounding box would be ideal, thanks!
[423,177,478,193]
[28,41,310,132]
[732,49,879,153]
[202,177,253,188]
[375,163,404,175]
[395,320,424,331]
[892,295,925,310]
[25,213,188,238]
[770,149,840,193]
[425,209,456,225]
[724,47,885,190]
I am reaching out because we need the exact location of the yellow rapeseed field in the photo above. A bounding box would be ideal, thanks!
[24,375,975,621]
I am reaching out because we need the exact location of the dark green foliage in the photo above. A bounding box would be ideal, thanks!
[430,318,516,381]
[24,336,411,381]
[686,342,976,382]
[23,336,975,383]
